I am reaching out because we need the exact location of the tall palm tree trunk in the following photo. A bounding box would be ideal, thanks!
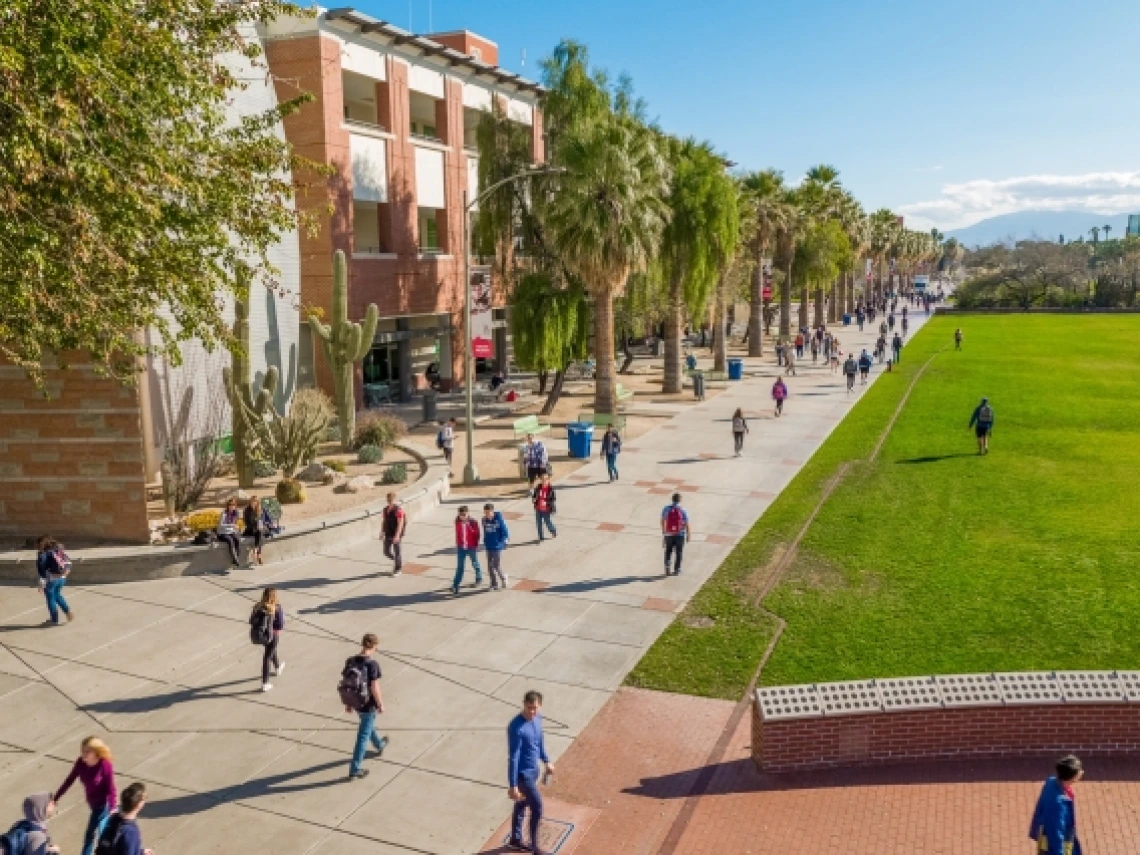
[713,283,728,373]
[748,245,763,356]
[799,282,809,330]
[779,260,793,340]
[846,270,855,314]
[813,285,824,327]
[593,289,617,415]
[662,282,684,394]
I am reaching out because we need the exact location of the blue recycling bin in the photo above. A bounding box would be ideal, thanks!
[566,422,594,459]
[727,358,744,381]
[843,313,852,326]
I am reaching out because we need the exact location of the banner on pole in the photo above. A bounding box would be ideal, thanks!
[470,266,494,359]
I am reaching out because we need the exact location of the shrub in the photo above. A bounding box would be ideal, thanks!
[325,424,341,443]
[215,453,236,478]
[252,459,277,479]
[357,444,384,464]
[275,478,306,504]
[381,463,408,485]
[261,497,283,523]
[353,411,406,451]
[322,458,347,473]
[185,509,221,533]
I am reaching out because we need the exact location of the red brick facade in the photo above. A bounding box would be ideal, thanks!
[752,699,1140,772]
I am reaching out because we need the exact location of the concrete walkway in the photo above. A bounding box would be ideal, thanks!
[0,311,931,854]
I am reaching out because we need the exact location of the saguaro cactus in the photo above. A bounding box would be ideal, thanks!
[309,250,378,451]
[224,296,279,487]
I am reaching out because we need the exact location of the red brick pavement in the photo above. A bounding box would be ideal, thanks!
[547,688,1140,855]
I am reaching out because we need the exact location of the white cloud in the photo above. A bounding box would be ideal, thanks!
[898,171,1140,231]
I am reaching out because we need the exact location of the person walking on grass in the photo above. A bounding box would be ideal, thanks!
[507,691,555,854]
[339,633,388,780]
[891,332,903,364]
[380,492,406,576]
[858,349,873,384]
[54,737,116,855]
[731,408,749,457]
[968,396,995,455]
[843,353,858,392]
[3,792,60,855]
[242,495,271,566]
[954,327,963,350]
[772,377,788,417]
[600,425,622,482]
[36,537,72,626]
[661,493,691,576]
[451,506,482,594]
[482,503,510,590]
[524,434,549,487]
[216,497,242,569]
[95,781,154,855]
[249,587,284,693]
[532,472,557,542]
[1029,755,1083,855]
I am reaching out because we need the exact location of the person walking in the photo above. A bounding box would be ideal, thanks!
[954,327,963,350]
[3,793,59,855]
[216,497,242,569]
[968,396,995,455]
[772,377,788,417]
[380,492,406,576]
[523,434,549,487]
[843,353,858,392]
[437,418,456,476]
[858,348,873,384]
[794,332,804,358]
[1029,755,1083,855]
[731,408,749,457]
[242,495,272,566]
[830,341,841,374]
[857,307,865,331]
[507,691,554,854]
[451,506,482,594]
[249,587,284,692]
[774,339,785,367]
[876,334,887,363]
[95,782,154,855]
[339,633,388,780]
[809,334,819,363]
[482,503,510,590]
[54,737,117,855]
[887,312,896,332]
[531,472,557,543]
[901,315,909,338]
[661,493,691,576]
[783,345,796,376]
[36,537,72,626]
[600,425,622,482]
[891,332,903,364]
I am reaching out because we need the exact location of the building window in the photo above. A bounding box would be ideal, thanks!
[342,71,384,128]
[409,91,441,142]
[353,201,388,254]
[362,344,399,407]
[418,207,443,253]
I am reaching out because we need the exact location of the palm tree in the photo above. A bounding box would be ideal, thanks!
[740,169,788,356]
[1104,224,1112,241]
[776,188,806,341]
[868,209,899,302]
[836,194,867,317]
[1090,226,1101,244]
[802,165,842,326]
[545,115,671,415]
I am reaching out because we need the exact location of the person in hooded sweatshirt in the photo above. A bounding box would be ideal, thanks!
[2,793,59,855]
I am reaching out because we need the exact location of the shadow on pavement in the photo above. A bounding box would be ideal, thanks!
[80,678,259,716]
[298,589,448,615]
[541,576,662,595]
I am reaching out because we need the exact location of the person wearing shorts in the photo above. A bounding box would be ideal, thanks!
[969,397,995,454]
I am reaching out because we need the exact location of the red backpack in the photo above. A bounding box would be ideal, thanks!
[664,505,685,535]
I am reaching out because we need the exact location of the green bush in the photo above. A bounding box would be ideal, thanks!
[352,412,406,451]
[252,459,277,479]
[357,444,384,464]
[261,497,283,522]
[325,424,341,443]
[381,463,408,485]
[275,478,306,504]
[322,458,347,473]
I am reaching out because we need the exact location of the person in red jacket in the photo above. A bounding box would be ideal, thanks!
[451,506,482,595]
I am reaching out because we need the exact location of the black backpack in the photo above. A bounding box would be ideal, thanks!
[1,821,34,855]
[337,656,371,711]
[250,607,274,646]
[94,814,124,855]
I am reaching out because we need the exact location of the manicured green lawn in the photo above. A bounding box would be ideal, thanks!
[627,315,1140,699]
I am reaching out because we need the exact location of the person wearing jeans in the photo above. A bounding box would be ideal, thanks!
[532,473,557,542]
[507,690,554,854]
[451,506,482,594]
[381,492,406,576]
[36,537,72,624]
[346,634,388,779]
[600,426,622,482]
[54,737,117,855]
[660,493,692,576]
[482,503,510,590]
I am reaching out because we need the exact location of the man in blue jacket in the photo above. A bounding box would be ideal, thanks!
[507,691,554,854]
[482,503,510,590]
[968,396,995,455]
[1029,755,1082,855]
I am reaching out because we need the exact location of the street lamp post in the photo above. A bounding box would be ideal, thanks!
[461,165,564,486]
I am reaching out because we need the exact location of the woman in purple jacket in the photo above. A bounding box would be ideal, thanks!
[54,737,117,855]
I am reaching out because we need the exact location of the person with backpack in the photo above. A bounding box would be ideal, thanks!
[531,473,557,543]
[380,492,406,576]
[660,493,691,576]
[858,349,873,384]
[772,377,788,418]
[216,497,242,569]
[891,332,903,364]
[2,793,59,855]
[94,782,153,855]
[482,503,510,590]
[249,588,284,693]
[242,496,272,566]
[600,425,622,482]
[436,418,456,475]
[843,353,858,392]
[451,506,482,595]
[341,633,388,780]
[731,408,748,457]
[523,434,549,487]
[54,737,117,855]
[1029,755,1083,855]
[969,396,995,455]
[506,690,554,854]
[35,537,72,626]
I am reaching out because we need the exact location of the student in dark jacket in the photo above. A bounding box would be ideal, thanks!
[1029,755,1083,855]
[242,496,273,566]
[95,782,153,855]
[600,426,622,481]
[249,587,285,693]
[531,473,557,542]
[4,792,59,855]
[481,503,511,590]
[36,536,72,625]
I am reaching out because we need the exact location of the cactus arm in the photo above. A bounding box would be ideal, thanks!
[356,304,379,361]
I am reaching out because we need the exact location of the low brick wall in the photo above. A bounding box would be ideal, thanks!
[752,673,1140,772]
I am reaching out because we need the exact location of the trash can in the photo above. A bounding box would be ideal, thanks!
[566,422,594,459]
[843,313,851,326]
[517,444,528,479]
[422,391,438,423]
[692,372,706,400]
[727,358,744,381]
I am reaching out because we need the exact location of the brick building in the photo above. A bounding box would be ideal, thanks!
[263,8,545,405]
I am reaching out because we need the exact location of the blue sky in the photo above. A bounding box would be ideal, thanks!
[349,0,1140,230]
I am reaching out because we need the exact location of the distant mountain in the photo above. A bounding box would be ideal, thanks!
[946,211,1132,247]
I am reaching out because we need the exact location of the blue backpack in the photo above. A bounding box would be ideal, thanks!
[1,820,36,855]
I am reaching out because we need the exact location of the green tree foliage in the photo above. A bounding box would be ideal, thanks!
[510,273,590,414]
[0,0,317,382]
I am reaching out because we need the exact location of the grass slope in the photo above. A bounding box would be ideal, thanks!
[627,315,1140,699]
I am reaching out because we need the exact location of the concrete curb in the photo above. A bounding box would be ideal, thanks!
[0,440,450,584]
